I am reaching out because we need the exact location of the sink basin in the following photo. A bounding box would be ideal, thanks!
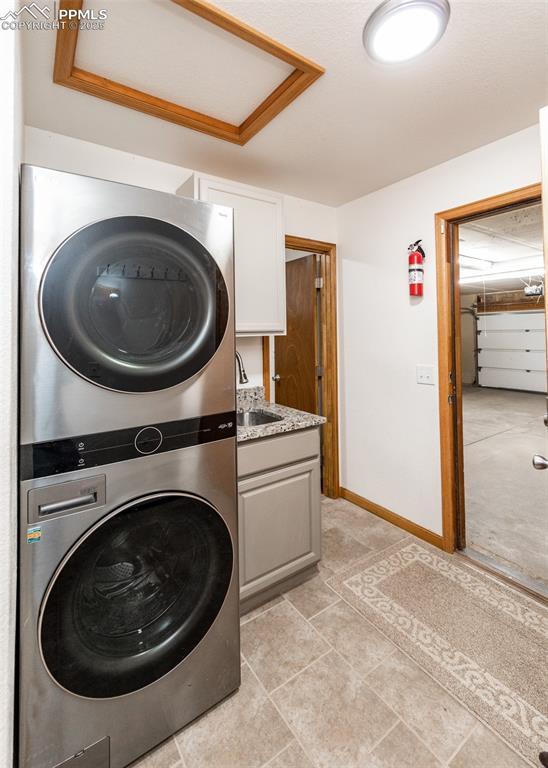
[237,409,283,427]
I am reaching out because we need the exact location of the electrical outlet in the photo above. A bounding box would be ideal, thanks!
[416,365,435,385]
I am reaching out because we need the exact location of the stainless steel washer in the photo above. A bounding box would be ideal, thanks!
[19,438,239,768]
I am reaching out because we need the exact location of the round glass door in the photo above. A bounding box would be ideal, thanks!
[40,216,229,392]
[39,493,233,698]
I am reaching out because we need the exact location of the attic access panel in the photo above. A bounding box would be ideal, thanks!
[53,0,325,145]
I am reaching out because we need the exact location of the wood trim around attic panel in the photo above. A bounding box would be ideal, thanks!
[53,0,325,145]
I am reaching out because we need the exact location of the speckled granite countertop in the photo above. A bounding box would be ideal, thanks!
[237,386,326,443]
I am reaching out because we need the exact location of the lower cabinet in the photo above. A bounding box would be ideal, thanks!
[238,429,321,603]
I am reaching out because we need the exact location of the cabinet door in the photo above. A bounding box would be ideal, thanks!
[198,177,286,335]
[238,458,321,601]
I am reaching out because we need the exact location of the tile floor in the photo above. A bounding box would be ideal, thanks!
[462,386,548,594]
[134,497,532,768]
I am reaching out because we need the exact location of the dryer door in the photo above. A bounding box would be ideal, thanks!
[40,216,229,393]
[39,493,234,698]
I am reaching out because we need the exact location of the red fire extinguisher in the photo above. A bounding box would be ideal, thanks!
[408,239,426,297]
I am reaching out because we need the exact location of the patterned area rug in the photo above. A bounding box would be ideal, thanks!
[327,538,548,766]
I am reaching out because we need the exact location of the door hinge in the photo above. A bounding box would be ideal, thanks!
[315,277,324,289]
[316,365,324,378]
[440,221,446,235]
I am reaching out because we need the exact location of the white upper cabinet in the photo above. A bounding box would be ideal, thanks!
[178,173,286,336]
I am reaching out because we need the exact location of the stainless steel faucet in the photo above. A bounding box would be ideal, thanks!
[235,351,249,385]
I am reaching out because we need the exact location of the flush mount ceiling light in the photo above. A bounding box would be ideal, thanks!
[363,0,450,63]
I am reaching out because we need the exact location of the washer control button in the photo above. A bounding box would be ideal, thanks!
[134,426,163,455]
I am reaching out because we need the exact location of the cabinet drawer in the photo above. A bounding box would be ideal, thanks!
[238,428,320,478]
[238,458,321,599]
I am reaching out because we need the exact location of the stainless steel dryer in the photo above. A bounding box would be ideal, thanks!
[20,164,235,445]
[19,433,239,768]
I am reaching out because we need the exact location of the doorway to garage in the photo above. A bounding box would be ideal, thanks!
[262,235,339,498]
[436,185,548,599]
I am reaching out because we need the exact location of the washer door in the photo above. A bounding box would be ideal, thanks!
[40,216,229,392]
[39,493,234,698]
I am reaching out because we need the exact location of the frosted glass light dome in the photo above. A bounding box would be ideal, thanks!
[363,0,450,63]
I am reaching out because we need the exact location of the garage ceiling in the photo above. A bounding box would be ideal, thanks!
[22,0,548,205]
[459,203,544,293]
[460,205,543,263]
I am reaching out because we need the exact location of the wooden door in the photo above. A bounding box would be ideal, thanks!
[274,255,318,413]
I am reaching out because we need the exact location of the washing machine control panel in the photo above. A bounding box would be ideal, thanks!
[20,411,236,480]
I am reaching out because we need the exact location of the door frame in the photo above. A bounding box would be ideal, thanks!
[435,183,543,553]
[262,235,340,498]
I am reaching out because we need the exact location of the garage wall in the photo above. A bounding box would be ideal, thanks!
[337,125,541,535]
[24,127,336,390]
[0,20,22,768]
[460,295,477,386]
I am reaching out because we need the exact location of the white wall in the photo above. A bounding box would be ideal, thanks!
[23,129,337,245]
[337,125,541,535]
[24,127,336,390]
[283,195,336,245]
[0,14,22,767]
[236,337,264,389]
[24,126,192,193]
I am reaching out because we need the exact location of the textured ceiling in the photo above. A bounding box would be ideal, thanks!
[22,0,548,205]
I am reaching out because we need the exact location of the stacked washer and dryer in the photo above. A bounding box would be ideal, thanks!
[18,165,240,768]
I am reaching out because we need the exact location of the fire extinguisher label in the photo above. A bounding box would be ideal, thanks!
[409,269,423,284]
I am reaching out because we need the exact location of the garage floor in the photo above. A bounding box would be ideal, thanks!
[462,386,548,596]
